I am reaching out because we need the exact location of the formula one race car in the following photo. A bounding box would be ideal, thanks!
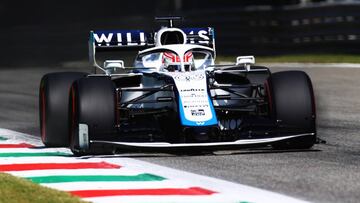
[39,17,316,155]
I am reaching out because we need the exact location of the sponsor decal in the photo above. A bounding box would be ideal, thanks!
[93,27,215,48]
[191,109,205,116]
[180,88,205,92]
[182,28,214,46]
[174,74,204,82]
[171,71,217,126]
[196,122,205,126]
[94,30,147,47]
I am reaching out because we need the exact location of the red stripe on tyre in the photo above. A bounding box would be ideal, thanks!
[40,85,46,143]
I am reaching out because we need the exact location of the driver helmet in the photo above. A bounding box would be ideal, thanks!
[162,52,194,72]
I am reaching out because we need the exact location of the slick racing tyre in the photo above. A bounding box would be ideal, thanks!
[266,71,316,149]
[40,72,87,147]
[69,76,116,156]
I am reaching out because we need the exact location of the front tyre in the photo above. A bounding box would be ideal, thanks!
[69,76,117,156]
[266,71,316,149]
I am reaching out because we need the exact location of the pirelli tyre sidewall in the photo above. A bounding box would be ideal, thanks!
[39,72,87,147]
[69,76,116,156]
[266,70,316,149]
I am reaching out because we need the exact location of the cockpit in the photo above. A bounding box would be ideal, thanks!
[134,47,214,72]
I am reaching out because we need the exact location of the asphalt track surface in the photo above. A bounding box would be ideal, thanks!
[0,65,359,203]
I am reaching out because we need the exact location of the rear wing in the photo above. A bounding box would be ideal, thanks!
[89,27,216,70]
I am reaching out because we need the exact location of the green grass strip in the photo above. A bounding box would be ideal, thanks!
[27,173,166,183]
[0,173,86,203]
[0,136,8,141]
[0,152,70,157]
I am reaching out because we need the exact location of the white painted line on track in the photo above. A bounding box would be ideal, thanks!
[0,128,310,203]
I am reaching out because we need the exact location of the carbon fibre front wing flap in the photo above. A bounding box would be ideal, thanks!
[90,133,315,152]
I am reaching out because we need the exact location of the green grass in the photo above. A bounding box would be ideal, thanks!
[0,173,87,203]
[217,54,360,63]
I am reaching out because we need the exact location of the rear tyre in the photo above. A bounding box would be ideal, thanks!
[39,72,87,147]
[266,71,316,149]
[69,76,116,156]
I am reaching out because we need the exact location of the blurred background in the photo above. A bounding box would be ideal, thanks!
[0,0,359,67]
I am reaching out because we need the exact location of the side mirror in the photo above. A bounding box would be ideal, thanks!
[104,60,125,75]
[236,56,255,71]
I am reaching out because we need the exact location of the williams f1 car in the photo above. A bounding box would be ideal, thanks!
[39,17,316,155]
